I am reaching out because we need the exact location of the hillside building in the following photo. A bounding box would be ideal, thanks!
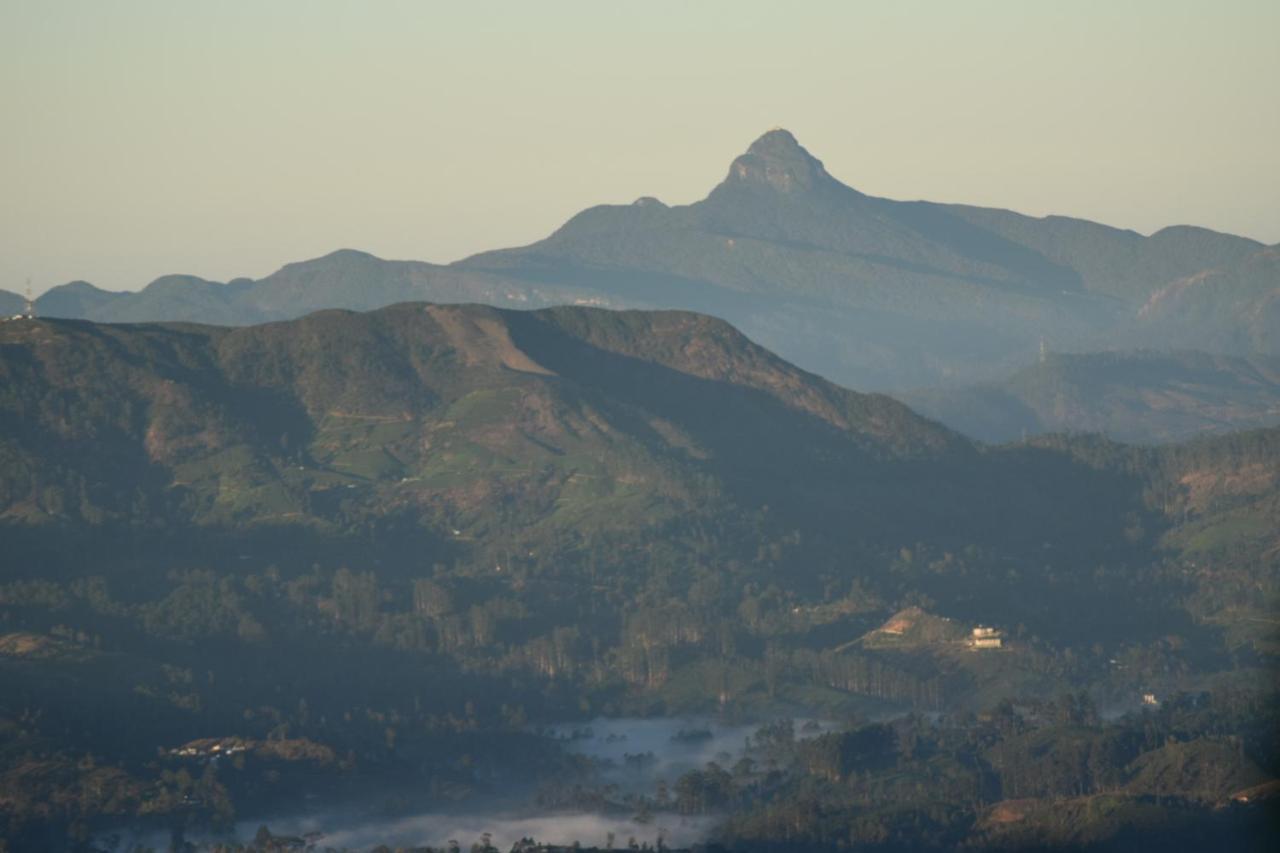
[969,625,1003,649]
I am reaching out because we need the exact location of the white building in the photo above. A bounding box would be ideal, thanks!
[970,625,1003,649]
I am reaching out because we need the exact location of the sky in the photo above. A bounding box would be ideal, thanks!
[2,0,1278,294]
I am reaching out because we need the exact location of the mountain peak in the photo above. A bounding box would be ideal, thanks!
[747,127,805,156]
[725,128,835,193]
[45,280,107,296]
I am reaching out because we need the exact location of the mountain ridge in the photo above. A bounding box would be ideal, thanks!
[0,304,966,542]
[11,129,1276,393]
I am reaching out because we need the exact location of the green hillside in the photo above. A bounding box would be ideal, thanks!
[0,304,960,538]
[1,306,1277,848]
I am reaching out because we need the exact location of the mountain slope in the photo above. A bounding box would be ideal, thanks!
[0,290,22,317]
[1133,247,1280,355]
[0,305,1174,599]
[0,305,964,546]
[942,208,1263,303]
[902,350,1280,444]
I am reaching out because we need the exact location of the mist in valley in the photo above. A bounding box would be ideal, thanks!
[100,716,837,851]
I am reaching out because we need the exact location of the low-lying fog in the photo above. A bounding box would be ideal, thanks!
[234,810,717,852]
[548,716,831,790]
[103,716,835,851]
[552,717,753,784]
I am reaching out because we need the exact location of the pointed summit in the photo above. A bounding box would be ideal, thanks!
[747,127,807,157]
[724,128,836,193]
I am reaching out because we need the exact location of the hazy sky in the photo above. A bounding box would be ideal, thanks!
[3,0,1278,294]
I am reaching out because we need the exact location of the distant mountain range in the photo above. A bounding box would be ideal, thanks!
[5,130,1276,396]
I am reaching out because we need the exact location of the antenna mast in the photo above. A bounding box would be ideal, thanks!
[23,279,36,320]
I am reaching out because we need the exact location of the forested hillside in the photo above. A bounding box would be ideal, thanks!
[0,306,1276,849]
